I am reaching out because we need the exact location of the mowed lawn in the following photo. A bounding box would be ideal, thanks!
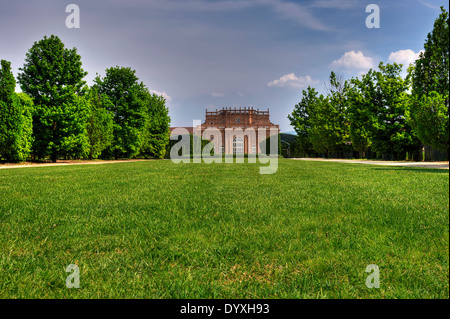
[0,159,448,298]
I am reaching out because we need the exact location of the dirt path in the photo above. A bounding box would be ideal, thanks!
[0,159,156,170]
[291,158,449,169]
[1,158,448,170]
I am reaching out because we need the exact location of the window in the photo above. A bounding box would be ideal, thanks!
[233,137,244,154]
[210,135,214,141]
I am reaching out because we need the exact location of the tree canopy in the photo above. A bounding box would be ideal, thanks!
[18,35,89,162]
[0,35,172,163]
[0,60,33,161]
[409,7,449,156]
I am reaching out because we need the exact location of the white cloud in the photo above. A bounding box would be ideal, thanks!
[388,49,424,67]
[267,73,319,88]
[211,92,225,97]
[331,51,375,70]
[150,90,172,102]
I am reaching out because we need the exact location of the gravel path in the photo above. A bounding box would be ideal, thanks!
[1,158,448,170]
[0,159,155,170]
[291,158,449,169]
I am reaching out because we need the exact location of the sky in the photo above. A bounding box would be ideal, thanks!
[0,0,448,132]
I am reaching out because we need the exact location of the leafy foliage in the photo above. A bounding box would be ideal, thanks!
[95,67,148,159]
[289,73,350,157]
[18,35,88,162]
[0,60,33,161]
[412,7,449,98]
[95,66,171,159]
[140,93,170,159]
[409,7,449,156]
[408,92,448,154]
[84,87,114,159]
[349,63,421,160]
[288,87,316,155]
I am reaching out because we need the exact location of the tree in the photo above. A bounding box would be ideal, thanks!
[94,66,147,159]
[349,63,421,160]
[412,7,449,98]
[18,35,88,162]
[84,87,114,159]
[315,72,350,156]
[307,95,336,156]
[409,7,449,157]
[288,86,317,156]
[0,60,33,161]
[347,86,373,158]
[140,92,171,159]
[408,92,448,156]
[289,73,350,158]
[347,73,377,158]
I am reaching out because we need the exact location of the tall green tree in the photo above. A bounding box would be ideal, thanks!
[409,7,449,157]
[316,72,350,155]
[94,66,147,159]
[412,7,449,98]
[84,87,114,160]
[140,92,171,159]
[408,92,448,157]
[288,86,317,156]
[349,63,421,160]
[18,35,88,162]
[307,97,349,156]
[347,73,377,158]
[0,60,33,161]
[289,73,350,157]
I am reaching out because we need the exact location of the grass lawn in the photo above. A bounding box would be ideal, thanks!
[0,159,448,298]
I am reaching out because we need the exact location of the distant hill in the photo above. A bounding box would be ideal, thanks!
[281,131,297,136]
[280,133,297,144]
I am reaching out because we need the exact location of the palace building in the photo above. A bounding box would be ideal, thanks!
[170,107,279,154]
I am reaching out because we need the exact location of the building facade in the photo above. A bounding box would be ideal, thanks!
[171,107,279,154]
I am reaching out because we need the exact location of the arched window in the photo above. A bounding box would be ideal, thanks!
[233,136,244,154]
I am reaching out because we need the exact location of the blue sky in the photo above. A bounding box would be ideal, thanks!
[0,0,448,132]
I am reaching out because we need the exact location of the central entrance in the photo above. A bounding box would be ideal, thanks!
[233,136,244,154]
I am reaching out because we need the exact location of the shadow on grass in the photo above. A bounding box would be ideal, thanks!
[371,167,449,174]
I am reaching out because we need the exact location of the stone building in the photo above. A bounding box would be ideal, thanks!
[170,107,279,154]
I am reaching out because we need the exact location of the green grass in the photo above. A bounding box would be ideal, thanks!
[0,159,448,298]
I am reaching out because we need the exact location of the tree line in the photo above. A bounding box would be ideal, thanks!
[0,35,170,162]
[289,7,448,161]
